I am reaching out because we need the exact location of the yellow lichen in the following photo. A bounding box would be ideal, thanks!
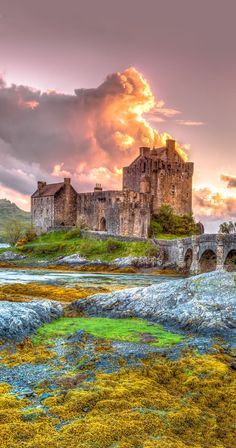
[0,351,235,447]
[0,338,57,367]
[0,282,112,304]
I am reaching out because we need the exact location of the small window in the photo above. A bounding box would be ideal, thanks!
[171,185,176,196]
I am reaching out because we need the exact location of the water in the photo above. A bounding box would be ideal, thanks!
[0,268,180,288]
[0,243,10,249]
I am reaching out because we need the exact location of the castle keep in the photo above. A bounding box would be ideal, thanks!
[31,139,193,238]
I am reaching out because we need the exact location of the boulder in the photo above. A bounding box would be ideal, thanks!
[71,271,236,336]
[113,256,161,268]
[55,254,88,265]
[0,251,26,261]
[0,300,63,342]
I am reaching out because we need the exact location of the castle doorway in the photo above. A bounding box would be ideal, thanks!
[100,217,107,231]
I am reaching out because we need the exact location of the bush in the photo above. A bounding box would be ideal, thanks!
[106,238,122,253]
[149,220,163,237]
[219,221,236,234]
[24,226,37,242]
[3,219,25,246]
[64,227,82,240]
[144,241,160,258]
[149,205,198,237]
[79,239,95,257]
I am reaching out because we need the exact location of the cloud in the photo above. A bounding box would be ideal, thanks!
[193,187,236,220]
[0,67,188,201]
[220,173,236,188]
[176,120,205,126]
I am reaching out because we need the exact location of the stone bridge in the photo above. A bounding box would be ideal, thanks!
[157,234,236,273]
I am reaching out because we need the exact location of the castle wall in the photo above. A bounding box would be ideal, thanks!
[54,184,77,226]
[32,141,194,236]
[77,190,151,238]
[152,162,193,215]
[123,148,193,216]
[31,196,54,233]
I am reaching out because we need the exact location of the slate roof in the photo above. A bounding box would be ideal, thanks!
[31,182,64,198]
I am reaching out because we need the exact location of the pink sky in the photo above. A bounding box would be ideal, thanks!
[0,0,236,232]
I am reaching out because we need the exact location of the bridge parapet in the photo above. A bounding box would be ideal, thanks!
[155,234,236,273]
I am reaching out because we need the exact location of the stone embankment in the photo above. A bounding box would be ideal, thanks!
[71,271,236,337]
[0,300,63,342]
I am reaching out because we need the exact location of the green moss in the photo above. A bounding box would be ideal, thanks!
[33,317,183,347]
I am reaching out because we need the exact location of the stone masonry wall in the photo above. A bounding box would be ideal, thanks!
[77,190,151,238]
[31,196,54,233]
[54,183,77,227]
[123,146,193,216]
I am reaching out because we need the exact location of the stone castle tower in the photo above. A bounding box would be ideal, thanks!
[32,139,193,237]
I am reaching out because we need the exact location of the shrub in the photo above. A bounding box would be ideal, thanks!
[3,219,25,246]
[24,226,37,242]
[64,227,82,240]
[144,241,160,258]
[79,239,95,257]
[106,238,122,253]
[148,220,163,237]
[149,205,198,237]
[219,221,236,234]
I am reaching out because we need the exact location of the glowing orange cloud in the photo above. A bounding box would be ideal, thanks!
[0,67,189,197]
[193,187,236,219]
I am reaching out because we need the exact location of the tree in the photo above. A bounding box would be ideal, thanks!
[149,205,199,237]
[4,219,25,246]
[219,221,236,234]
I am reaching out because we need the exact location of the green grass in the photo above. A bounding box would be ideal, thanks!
[18,230,160,261]
[33,317,184,347]
[152,233,189,240]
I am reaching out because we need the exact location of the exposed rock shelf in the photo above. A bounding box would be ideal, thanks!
[71,271,236,336]
[0,300,63,342]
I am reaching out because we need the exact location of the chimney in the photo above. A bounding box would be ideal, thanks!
[64,178,71,185]
[139,147,151,157]
[166,139,175,151]
[38,181,46,195]
[94,183,102,192]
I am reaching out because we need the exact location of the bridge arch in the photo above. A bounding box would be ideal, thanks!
[184,248,193,270]
[199,249,217,273]
[224,249,236,271]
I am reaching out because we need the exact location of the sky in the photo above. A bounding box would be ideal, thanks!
[0,0,236,231]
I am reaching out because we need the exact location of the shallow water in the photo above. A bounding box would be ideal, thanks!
[0,243,10,248]
[0,268,181,288]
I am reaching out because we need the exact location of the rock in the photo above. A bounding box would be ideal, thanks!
[55,254,88,265]
[71,271,236,336]
[113,256,161,268]
[0,251,26,261]
[0,300,63,342]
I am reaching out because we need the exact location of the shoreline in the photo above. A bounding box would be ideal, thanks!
[0,260,184,276]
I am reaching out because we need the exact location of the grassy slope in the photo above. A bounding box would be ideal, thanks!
[18,230,159,261]
[0,199,31,242]
[34,317,183,347]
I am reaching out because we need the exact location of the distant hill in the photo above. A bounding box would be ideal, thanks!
[0,199,31,242]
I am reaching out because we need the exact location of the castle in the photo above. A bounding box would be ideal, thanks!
[31,139,193,238]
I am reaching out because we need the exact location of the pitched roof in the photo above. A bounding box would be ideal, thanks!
[31,182,64,198]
